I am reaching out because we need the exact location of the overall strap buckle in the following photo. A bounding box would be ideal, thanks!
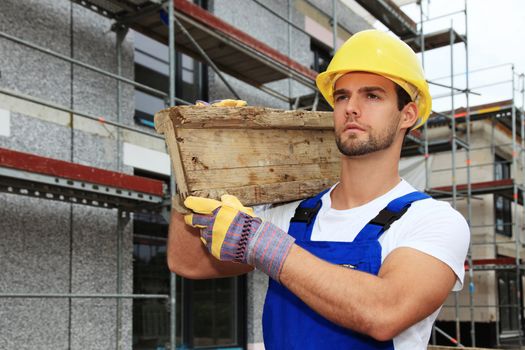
[369,206,410,231]
[290,201,322,225]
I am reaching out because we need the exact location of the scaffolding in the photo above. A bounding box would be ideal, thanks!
[354,0,525,347]
[413,2,525,347]
[1,0,524,349]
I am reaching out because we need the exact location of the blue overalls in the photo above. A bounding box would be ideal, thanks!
[262,189,430,349]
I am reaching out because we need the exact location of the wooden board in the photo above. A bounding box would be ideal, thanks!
[154,106,339,211]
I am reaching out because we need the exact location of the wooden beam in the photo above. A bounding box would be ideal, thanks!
[155,106,339,211]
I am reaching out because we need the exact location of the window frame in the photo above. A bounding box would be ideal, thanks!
[132,169,246,350]
[493,154,512,237]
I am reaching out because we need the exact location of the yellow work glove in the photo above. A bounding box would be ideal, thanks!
[184,195,254,246]
[184,195,295,282]
[195,99,247,107]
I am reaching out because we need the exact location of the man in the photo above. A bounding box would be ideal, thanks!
[168,30,470,349]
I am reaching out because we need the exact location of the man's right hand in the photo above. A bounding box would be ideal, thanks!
[184,195,295,282]
[167,209,254,279]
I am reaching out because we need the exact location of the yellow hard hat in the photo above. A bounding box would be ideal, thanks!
[316,29,432,129]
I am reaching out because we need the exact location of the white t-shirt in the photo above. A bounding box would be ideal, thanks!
[255,179,470,350]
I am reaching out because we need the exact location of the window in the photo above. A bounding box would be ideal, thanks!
[133,5,208,128]
[132,170,246,350]
[133,217,173,349]
[310,39,332,73]
[497,268,521,335]
[494,155,512,237]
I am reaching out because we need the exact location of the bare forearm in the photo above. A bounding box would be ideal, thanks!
[167,211,253,279]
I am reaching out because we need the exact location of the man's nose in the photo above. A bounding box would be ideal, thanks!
[344,96,360,119]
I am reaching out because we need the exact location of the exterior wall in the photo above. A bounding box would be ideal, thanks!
[0,1,135,349]
[0,0,379,349]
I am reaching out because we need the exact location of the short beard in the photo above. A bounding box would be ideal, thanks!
[335,114,401,157]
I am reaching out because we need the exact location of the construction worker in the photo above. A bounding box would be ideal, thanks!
[168,29,470,349]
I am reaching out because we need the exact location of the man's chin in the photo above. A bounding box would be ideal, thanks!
[340,152,369,159]
[336,143,374,157]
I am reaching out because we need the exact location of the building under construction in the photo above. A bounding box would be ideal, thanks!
[0,0,524,349]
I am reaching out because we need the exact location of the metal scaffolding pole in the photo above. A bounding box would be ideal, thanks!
[0,293,168,299]
[419,0,430,192]
[168,1,178,349]
[332,0,337,56]
[116,210,126,350]
[170,15,241,100]
[419,4,437,343]
[288,0,293,110]
[463,0,475,345]
[448,23,461,345]
[521,72,525,348]
[0,30,187,102]
[115,26,127,350]
[0,87,163,139]
[511,65,523,348]
[116,26,128,173]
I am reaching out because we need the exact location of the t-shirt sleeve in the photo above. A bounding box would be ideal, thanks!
[394,200,470,291]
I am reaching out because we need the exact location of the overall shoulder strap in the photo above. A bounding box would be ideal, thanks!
[354,191,431,242]
[288,189,330,240]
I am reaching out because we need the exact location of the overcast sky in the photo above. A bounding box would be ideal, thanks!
[370,0,525,112]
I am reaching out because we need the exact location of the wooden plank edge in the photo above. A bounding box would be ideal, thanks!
[190,178,338,207]
[158,106,334,130]
[154,110,190,207]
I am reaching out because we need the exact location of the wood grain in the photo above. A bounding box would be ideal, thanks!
[154,106,338,211]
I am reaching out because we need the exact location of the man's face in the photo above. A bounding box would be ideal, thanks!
[332,72,404,157]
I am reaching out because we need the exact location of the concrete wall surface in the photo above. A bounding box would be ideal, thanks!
[0,0,134,349]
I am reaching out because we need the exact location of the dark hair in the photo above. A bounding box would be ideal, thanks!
[395,84,412,111]
[394,84,414,137]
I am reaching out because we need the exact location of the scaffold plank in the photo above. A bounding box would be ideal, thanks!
[0,147,166,212]
[464,257,521,271]
[0,147,164,196]
[74,0,318,90]
[354,0,417,38]
[430,179,516,198]
[406,29,466,53]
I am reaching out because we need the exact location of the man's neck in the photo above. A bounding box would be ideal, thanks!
[331,149,402,210]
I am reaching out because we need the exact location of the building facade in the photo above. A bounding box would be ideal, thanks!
[0,1,371,349]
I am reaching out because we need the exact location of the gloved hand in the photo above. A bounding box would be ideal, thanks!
[184,195,295,282]
[195,99,247,107]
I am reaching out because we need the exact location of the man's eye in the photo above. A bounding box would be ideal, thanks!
[334,95,348,102]
[367,93,379,100]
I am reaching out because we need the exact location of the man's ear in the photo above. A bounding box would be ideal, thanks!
[401,102,419,130]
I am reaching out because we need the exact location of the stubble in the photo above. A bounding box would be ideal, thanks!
[335,113,402,157]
